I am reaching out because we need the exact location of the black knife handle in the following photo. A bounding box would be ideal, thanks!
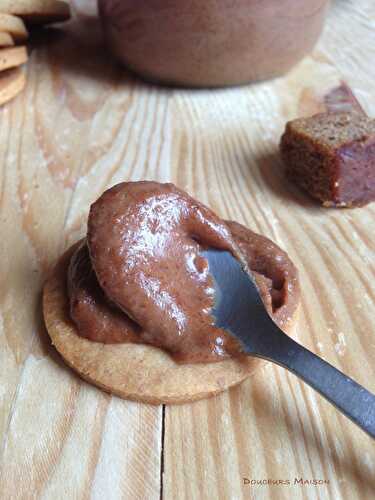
[261,332,375,439]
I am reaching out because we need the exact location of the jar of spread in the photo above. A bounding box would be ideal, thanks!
[98,0,330,87]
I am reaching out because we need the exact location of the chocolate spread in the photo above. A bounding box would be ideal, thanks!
[68,182,299,364]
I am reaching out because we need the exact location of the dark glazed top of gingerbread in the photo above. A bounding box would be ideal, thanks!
[68,182,299,364]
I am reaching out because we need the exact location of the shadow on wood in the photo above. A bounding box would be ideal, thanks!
[256,151,323,211]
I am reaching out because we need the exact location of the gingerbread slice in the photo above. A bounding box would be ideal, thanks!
[0,14,28,42]
[280,112,375,207]
[0,67,26,106]
[0,0,70,25]
[0,46,27,72]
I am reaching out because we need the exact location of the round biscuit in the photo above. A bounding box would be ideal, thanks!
[0,0,70,25]
[43,245,300,405]
[0,67,25,106]
[0,14,28,42]
[0,32,14,47]
[0,46,28,71]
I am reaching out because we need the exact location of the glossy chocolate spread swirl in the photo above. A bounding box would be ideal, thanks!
[68,182,299,364]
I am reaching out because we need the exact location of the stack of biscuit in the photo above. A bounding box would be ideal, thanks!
[0,0,70,106]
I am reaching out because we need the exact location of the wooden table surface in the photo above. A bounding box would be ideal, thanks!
[0,1,374,499]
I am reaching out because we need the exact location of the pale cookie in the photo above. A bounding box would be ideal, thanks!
[43,246,300,405]
[0,32,14,47]
[0,14,28,42]
[0,67,25,106]
[0,0,70,25]
[0,46,27,72]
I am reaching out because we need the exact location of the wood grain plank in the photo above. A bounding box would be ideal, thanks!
[164,3,375,499]
[0,0,374,499]
[0,3,162,498]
